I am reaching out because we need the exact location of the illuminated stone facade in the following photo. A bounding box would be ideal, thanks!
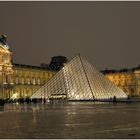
[0,35,56,99]
[133,70,140,96]
[0,35,14,99]
[0,35,140,99]
[12,64,55,99]
[102,68,140,97]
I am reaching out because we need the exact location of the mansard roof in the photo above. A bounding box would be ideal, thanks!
[13,63,53,72]
[101,66,140,74]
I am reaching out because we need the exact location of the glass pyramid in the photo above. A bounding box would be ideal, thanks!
[31,54,127,101]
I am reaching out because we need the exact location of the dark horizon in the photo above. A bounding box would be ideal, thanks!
[0,1,140,70]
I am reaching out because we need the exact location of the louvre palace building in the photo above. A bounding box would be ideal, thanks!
[0,35,140,100]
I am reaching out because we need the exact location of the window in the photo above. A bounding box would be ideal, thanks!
[38,78,41,85]
[32,77,36,85]
[21,77,24,84]
[21,88,24,97]
[15,70,18,74]
[27,78,30,85]
[0,66,2,71]
[15,76,19,84]
[6,75,8,83]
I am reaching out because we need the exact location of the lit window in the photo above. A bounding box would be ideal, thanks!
[32,78,36,85]
[15,70,18,74]
[27,78,30,85]
[21,77,24,84]
[15,77,18,84]
[0,66,2,71]
[38,78,41,85]
[21,88,24,97]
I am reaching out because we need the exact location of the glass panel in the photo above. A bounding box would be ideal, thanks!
[31,54,127,100]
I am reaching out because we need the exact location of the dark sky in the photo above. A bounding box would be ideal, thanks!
[0,1,140,70]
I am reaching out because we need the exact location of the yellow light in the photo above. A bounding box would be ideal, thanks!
[11,93,18,99]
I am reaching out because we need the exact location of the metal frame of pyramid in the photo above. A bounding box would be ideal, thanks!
[31,54,127,101]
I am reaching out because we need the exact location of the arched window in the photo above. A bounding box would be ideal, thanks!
[32,77,36,85]
[6,75,8,83]
[20,88,24,97]
[21,77,24,84]
[0,66,2,71]
[15,70,18,74]
[37,78,41,85]
[15,76,19,84]
[27,77,30,85]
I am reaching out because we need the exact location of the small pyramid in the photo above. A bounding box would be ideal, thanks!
[31,54,127,100]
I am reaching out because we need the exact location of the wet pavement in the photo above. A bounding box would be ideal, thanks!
[0,102,140,138]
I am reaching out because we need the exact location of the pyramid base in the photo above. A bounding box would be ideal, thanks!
[68,98,131,103]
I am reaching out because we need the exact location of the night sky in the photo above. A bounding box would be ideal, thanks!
[0,1,140,70]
